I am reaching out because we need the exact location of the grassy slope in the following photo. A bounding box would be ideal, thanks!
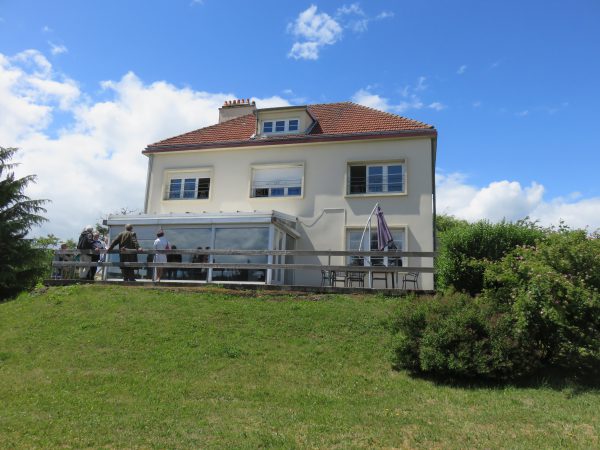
[0,285,598,449]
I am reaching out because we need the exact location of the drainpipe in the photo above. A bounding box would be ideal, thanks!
[143,154,153,213]
[431,137,437,252]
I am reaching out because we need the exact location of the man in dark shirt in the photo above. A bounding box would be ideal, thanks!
[107,224,142,281]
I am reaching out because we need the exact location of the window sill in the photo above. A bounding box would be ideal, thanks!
[162,198,211,202]
[250,196,304,200]
[345,192,407,199]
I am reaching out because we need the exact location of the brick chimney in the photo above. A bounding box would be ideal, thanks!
[218,98,256,123]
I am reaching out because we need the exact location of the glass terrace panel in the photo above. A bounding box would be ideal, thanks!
[213,227,269,282]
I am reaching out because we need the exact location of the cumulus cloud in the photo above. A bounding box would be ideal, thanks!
[457,64,467,75]
[287,5,342,60]
[0,49,289,239]
[351,88,390,111]
[288,3,393,60]
[437,172,600,230]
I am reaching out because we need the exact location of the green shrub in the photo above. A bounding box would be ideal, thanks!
[436,219,545,295]
[390,292,531,380]
[391,229,600,381]
[484,229,600,375]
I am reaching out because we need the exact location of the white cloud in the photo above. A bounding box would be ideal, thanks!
[336,3,393,32]
[42,25,52,33]
[351,88,390,111]
[287,5,342,60]
[337,3,364,16]
[289,41,321,60]
[376,11,394,20]
[428,102,446,111]
[288,3,392,60]
[352,78,446,114]
[516,109,529,117]
[289,5,342,44]
[437,172,600,230]
[457,65,467,75]
[0,49,290,240]
[49,42,68,56]
[473,101,482,108]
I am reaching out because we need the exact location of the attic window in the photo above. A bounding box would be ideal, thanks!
[262,119,300,134]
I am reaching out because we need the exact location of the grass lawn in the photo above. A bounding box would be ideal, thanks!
[0,285,599,448]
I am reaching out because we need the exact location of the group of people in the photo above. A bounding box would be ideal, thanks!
[68,224,214,282]
[75,225,108,280]
[104,224,181,282]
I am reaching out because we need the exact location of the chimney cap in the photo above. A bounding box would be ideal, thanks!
[222,98,254,107]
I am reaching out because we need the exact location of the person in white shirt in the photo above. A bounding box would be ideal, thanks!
[153,230,169,282]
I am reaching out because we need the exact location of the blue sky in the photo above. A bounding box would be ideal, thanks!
[1,0,599,238]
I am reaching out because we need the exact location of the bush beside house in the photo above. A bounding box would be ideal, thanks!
[391,219,600,381]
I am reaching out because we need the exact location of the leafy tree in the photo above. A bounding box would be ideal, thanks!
[435,219,545,295]
[435,214,468,234]
[0,147,49,300]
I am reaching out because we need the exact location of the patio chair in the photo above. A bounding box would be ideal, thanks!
[345,271,365,288]
[371,262,390,288]
[402,272,419,290]
[332,271,347,287]
[321,269,334,287]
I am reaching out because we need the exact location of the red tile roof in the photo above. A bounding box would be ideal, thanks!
[145,102,435,153]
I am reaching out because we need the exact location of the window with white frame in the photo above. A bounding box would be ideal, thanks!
[346,227,405,266]
[164,169,212,200]
[348,162,405,194]
[262,119,300,134]
[251,164,303,198]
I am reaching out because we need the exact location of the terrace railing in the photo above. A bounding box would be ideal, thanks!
[50,248,435,288]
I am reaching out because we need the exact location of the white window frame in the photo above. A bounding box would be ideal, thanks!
[249,162,305,199]
[163,167,213,201]
[346,160,407,196]
[261,118,301,135]
[345,225,407,267]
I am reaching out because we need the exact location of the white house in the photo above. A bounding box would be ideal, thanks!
[106,100,437,289]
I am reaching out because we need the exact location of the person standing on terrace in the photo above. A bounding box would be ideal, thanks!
[152,229,169,282]
[107,224,142,282]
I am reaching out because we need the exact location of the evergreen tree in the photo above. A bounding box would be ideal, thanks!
[0,147,48,300]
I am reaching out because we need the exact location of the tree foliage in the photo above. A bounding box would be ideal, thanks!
[435,218,545,295]
[391,228,600,381]
[0,147,49,300]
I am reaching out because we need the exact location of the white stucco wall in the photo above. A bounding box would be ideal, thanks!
[145,137,435,289]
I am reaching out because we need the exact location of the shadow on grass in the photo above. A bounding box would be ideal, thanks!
[393,364,600,395]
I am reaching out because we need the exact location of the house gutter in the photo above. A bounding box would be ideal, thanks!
[142,129,438,154]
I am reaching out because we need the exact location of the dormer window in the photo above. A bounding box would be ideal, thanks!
[262,119,301,134]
